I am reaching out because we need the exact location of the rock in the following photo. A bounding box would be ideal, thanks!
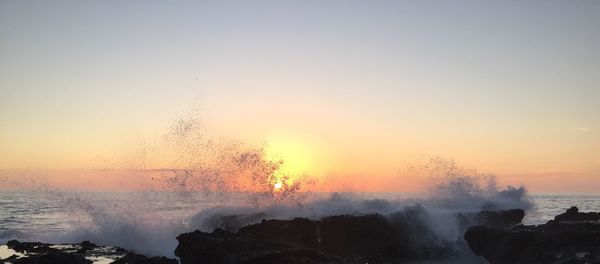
[111,253,178,264]
[2,254,20,263]
[7,240,51,253]
[238,214,402,260]
[554,206,600,222]
[11,251,91,264]
[458,209,525,229]
[464,225,536,264]
[243,248,334,264]
[176,208,524,264]
[464,207,600,264]
[77,241,97,253]
[176,228,334,264]
[3,240,174,264]
[209,212,270,232]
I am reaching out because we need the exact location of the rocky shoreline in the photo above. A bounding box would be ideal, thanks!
[465,206,600,264]
[175,208,523,264]
[1,206,599,264]
[0,240,177,264]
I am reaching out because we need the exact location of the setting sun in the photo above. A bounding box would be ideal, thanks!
[273,181,283,191]
[265,134,316,177]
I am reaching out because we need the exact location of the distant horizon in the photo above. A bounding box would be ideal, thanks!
[1,167,598,195]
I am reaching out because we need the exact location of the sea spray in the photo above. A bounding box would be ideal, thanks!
[0,116,533,260]
[180,158,532,260]
[1,166,531,259]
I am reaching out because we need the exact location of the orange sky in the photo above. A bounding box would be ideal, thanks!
[1,1,599,194]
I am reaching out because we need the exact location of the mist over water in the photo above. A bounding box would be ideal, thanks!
[185,174,532,261]
[0,169,533,260]
[0,116,548,261]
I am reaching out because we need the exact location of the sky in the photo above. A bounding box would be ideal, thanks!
[1,1,599,193]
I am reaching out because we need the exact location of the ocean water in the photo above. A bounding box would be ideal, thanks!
[524,194,600,224]
[0,190,599,261]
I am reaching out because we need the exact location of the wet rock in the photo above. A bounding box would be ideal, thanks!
[11,251,91,264]
[464,207,600,264]
[2,254,20,263]
[554,206,600,222]
[2,240,174,264]
[76,241,97,253]
[210,212,270,232]
[176,208,524,264]
[176,228,335,264]
[243,248,334,264]
[458,209,525,229]
[111,253,178,264]
[6,240,50,253]
[238,214,402,260]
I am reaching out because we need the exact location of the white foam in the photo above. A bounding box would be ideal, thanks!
[0,245,24,260]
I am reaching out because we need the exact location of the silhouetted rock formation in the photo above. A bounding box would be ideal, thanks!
[554,206,600,222]
[3,240,176,264]
[239,215,401,260]
[6,240,51,253]
[10,251,91,264]
[201,212,270,232]
[4,241,91,264]
[176,208,525,264]
[458,209,525,229]
[176,228,335,264]
[465,207,600,264]
[111,253,178,264]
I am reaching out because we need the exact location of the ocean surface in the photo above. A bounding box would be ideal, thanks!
[1,191,599,262]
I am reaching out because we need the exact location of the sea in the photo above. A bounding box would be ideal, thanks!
[1,190,599,262]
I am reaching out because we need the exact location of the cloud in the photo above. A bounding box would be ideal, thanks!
[575,127,590,132]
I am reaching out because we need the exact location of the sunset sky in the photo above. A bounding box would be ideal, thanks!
[1,1,599,193]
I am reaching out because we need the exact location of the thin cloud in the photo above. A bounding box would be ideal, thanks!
[575,127,590,132]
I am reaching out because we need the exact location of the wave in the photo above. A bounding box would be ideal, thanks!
[52,170,530,259]
[1,116,533,261]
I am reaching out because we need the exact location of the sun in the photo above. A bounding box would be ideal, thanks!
[265,133,316,184]
[266,135,313,175]
[273,181,283,191]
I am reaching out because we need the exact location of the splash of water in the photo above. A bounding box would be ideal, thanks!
[1,115,533,261]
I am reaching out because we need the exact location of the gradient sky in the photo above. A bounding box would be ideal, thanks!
[1,1,599,193]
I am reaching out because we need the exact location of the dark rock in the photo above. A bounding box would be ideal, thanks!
[7,240,50,253]
[76,241,97,253]
[465,207,600,264]
[212,212,270,232]
[554,206,600,222]
[2,254,20,262]
[390,205,524,258]
[243,248,333,264]
[11,251,91,264]
[459,209,524,229]
[176,208,524,264]
[111,253,178,264]
[238,214,402,260]
[3,240,174,264]
[389,204,460,257]
[79,240,96,249]
[176,228,334,264]
[464,225,536,264]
